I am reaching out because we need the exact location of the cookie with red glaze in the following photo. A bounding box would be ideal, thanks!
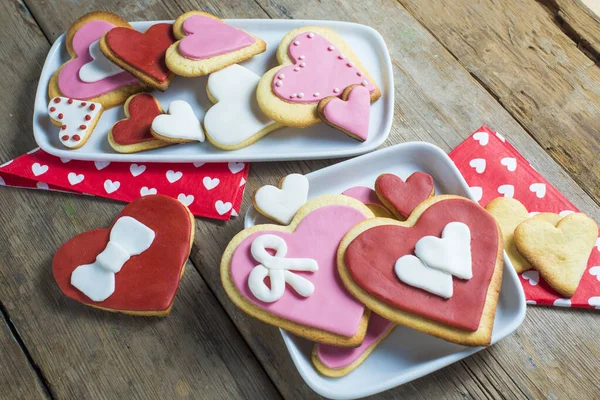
[375,172,435,220]
[53,195,194,316]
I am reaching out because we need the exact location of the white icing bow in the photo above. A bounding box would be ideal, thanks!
[71,216,155,302]
[248,234,318,303]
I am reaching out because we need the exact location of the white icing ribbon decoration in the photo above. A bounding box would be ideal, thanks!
[70,216,155,302]
[394,222,472,299]
[248,234,318,303]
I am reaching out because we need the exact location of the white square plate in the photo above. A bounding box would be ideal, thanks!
[33,19,394,162]
[244,142,526,399]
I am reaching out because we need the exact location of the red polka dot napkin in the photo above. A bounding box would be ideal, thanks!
[450,125,600,309]
[0,148,248,220]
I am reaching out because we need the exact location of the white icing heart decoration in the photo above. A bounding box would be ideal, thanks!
[104,179,120,194]
[500,157,517,172]
[394,255,453,298]
[68,172,84,185]
[497,184,515,198]
[203,177,220,190]
[254,174,309,225]
[151,100,205,142]
[94,161,110,171]
[140,187,157,196]
[529,183,546,198]
[521,270,539,286]
[130,164,146,177]
[469,186,483,202]
[32,163,48,176]
[166,170,183,183]
[228,162,244,174]
[469,158,486,174]
[415,222,473,280]
[178,194,194,206]
[48,97,102,148]
[204,65,276,148]
[589,266,600,281]
[79,40,126,83]
[473,131,489,146]
[215,200,232,215]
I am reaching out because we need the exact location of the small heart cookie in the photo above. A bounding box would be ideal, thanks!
[514,212,598,298]
[53,195,194,316]
[253,174,309,225]
[485,198,560,273]
[151,100,205,143]
[318,84,371,142]
[342,186,393,218]
[48,97,103,149]
[108,93,170,153]
[375,172,435,219]
[204,64,281,150]
[166,12,266,77]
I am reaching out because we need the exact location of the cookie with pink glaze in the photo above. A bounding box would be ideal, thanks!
[166,11,266,77]
[257,27,381,128]
[48,11,148,109]
[318,85,371,142]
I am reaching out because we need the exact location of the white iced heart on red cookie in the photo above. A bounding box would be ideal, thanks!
[151,100,205,143]
[48,97,103,149]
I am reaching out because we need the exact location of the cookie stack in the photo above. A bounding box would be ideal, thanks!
[46,11,381,153]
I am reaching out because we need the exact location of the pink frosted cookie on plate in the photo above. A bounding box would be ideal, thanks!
[257,27,381,128]
[318,84,371,142]
[166,11,266,77]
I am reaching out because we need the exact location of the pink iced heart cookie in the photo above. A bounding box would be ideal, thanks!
[166,11,266,77]
[48,12,144,109]
[221,195,374,346]
[318,85,371,141]
[257,27,381,128]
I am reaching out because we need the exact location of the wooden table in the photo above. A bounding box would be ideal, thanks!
[1,0,599,398]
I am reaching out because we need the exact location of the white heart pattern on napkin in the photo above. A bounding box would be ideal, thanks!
[522,270,539,286]
[151,100,205,142]
[79,40,126,83]
[68,172,84,185]
[415,222,473,279]
[500,157,517,172]
[529,183,546,198]
[254,174,309,224]
[166,170,183,183]
[215,200,232,215]
[469,158,486,174]
[203,177,220,190]
[130,164,146,177]
[140,187,157,196]
[473,131,489,146]
[497,184,515,198]
[103,179,120,194]
[32,163,48,176]
[94,161,110,171]
[178,194,195,206]
[228,162,244,174]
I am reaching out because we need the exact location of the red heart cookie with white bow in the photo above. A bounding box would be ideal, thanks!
[257,27,381,128]
[100,23,176,91]
[108,93,171,153]
[337,195,503,346]
[53,195,194,316]
[375,172,435,219]
[221,195,373,346]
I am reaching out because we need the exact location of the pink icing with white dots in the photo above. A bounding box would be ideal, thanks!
[272,32,376,103]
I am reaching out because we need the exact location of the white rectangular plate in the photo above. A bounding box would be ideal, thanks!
[245,142,526,399]
[33,19,394,162]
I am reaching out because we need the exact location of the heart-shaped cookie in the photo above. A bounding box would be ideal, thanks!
[342,186,392,218]
[101,23,176,90]
[338,195,503,346]
[53,195,194,316]
[166,11,266,77]
[151,100,205,143]
[108,93,170,153]
[485,198,561,273]
[221,195,373,346]
[204,64,281,150]
[48,97,103,149]
[514,212,598,298]
[318,84,371,142]
[257,27,381,128]
[375,172,435,219]
[48,12,144,109]
[253,174,309,225]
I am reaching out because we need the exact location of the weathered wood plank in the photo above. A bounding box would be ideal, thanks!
[0,2,281,399]
[554,0,600,55]
[0,314,48,400]
[398,0,600,207]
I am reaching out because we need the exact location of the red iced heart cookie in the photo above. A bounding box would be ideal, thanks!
[102,23,176,90]
[318,85,371,142]
[108,93,170,153]
[53,195,194,316]
[375,172,435,219]
[338,195,503,346]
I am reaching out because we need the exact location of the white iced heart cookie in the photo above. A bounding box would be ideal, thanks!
[204,64,280,150]
[79,40,125,83]
[151,100,205,143]
[48,97,103,149]
[415,222,473,279]
[394,255,453,298]
[253,174,309,225]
